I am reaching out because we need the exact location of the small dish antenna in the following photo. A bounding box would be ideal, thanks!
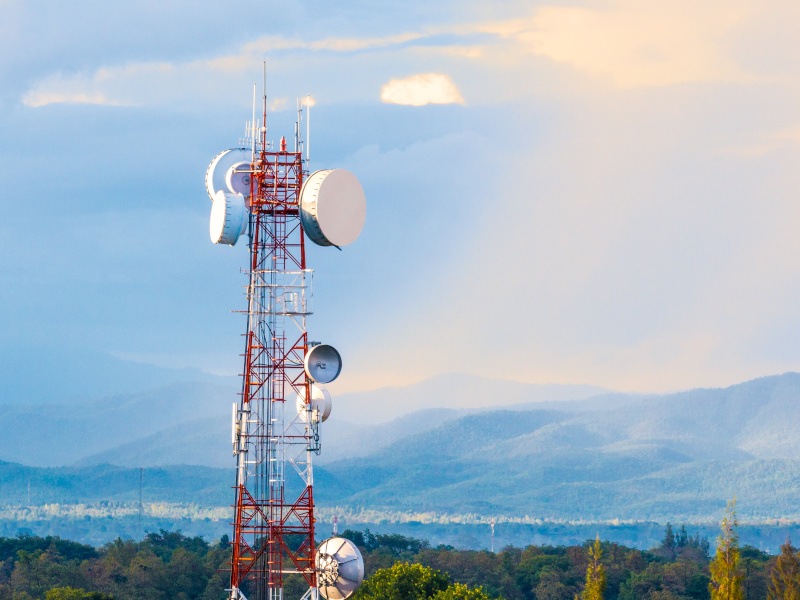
[316,537,365,600]
[296,384,332,423]
[210,191,248,246]
[304,344,342,383]
[300,169,366,247]
[205,148,252,200]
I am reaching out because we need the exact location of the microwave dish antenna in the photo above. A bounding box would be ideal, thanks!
[316,537,365,600]
[205,148,252,200]
[300,169,366,247]
[304,344,342,383]
[296,384,332,423]
[210,191,248,246]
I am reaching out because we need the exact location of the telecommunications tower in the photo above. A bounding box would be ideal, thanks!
[206,87,366,600]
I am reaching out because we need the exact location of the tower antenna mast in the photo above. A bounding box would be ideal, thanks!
[205,75,367,600]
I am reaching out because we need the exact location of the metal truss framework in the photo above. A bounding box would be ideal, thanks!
[229,139,319,600]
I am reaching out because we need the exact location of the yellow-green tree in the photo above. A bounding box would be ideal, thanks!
[709,499,743,600]
[768,538,800,600]
[45,588,114,600]
[582,536,606,600]
[431,582,493,600]
[352,562,449,600]
[352,562,495,600]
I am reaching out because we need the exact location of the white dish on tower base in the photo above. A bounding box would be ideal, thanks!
[316,537,365,600]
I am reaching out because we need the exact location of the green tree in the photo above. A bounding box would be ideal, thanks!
[709,499,743,600]
[676,526,689,551]
[431,582,493,600]
[582,537,606,600]
[9,547,87,599]
[661,524,677,560]
[534,569,572,600]
[353,562,449,600]
[740,545,770,600]
[618,564,664,599]
[768,538,800,600]
[45,588,113,600]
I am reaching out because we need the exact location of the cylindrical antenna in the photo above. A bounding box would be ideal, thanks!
[251,83,257,158]
[262,61,268,150]
[306,94,311,170]
[231,402,238,449]
[295,98,301,153]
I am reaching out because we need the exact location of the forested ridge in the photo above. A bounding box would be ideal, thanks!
[1,521,797,600]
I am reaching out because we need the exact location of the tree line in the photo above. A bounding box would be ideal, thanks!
[1,507,799,599]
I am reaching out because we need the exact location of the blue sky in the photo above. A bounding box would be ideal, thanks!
[2,0,800,403]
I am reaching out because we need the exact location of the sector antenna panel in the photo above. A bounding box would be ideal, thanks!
[316,537,365,600]
[300,169,366,247]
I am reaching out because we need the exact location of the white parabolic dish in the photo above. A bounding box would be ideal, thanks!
[316,537,365,600]
[304,344,342,384]
[205,148,252,201]
[299,169,366,247]
[210,191,248,246]
[295,384,332,423]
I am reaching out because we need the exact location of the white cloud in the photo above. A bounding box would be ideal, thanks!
[380,73,465,106]
[22,91,125,108]
[240,32,425,55]
[19,30,433,109]
[22,62,175,108]
[17,1,800,110]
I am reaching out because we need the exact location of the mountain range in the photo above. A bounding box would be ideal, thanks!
[3,372,800,525]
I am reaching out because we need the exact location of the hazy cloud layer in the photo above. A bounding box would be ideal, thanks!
[2,0,800,401]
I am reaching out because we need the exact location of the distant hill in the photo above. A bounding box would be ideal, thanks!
[314,372,800,521]
[0,381,234,467]
[0,374,606,468]
[2,372,800,524]
[330,373,607,424]
[0,346,237,405]
[0,461,230,506]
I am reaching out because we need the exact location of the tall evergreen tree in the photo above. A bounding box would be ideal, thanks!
[582,536,606,600]
[709,499,743,600]
[768,538,800,600]
[661,523,677,560]
[676,525,689,550]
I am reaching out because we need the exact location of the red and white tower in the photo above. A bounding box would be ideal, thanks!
[207,93,366,600]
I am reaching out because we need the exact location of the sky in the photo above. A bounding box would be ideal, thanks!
[1,0,800,403]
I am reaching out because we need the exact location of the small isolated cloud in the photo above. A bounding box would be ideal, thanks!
[22,91,124,108]
[380,73,465,106]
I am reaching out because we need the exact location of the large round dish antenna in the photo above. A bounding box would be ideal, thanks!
[210,191,248,246]
[296,384,332,423]
[316,537,364,600]
[304,344,342,384]
[300,169,366,247]
[205,148,252,201]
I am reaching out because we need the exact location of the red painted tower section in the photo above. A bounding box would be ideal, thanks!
[228,123,319,600]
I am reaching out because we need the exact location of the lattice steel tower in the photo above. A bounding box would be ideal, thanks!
[206,92,366,600]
